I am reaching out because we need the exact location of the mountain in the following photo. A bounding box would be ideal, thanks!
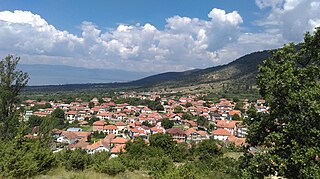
[128,50,271,88]
[18,64,154,86]
[24,50,272,92]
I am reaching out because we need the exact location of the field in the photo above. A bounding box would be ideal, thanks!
[35,167,149,179]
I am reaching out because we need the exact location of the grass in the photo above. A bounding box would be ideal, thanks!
[80,125,91,131]
[223,152,244,160]
[34,167,149,179]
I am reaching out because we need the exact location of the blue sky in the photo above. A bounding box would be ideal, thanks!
[0,0,262,33]
[0,0,319,72]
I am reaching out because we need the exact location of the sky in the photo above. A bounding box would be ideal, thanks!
[0,0,319,73]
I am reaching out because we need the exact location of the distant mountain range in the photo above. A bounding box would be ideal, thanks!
[18,64,154,86]
[129,50,271,88]
[24,49,272,92]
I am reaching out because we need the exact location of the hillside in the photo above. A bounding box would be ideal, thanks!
[129,50,271,88]
[24,50,271,92]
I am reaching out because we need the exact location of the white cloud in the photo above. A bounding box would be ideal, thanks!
[255,0,320,41]
[0,9,243,72]
[0,2,319,74]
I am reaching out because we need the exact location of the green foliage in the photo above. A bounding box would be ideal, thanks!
[94,157,126,176]
[243,27,320,178]
[86,116,99,126]
[57,149,91,171]
[197,116,209,127]
[149,133,175,151]
[31,103,51,111]
[173,105,183,113]
[51,108,65,118]
[161,118,174,129]
[93,131,105,139]
[231,114,241,121]
[51,108,66,129]
[0,139,55,178]
[182,112,195,120]
[146,156,174,178]
[26,115,44,132]
[0,55,29,139]
[196,139,222,159]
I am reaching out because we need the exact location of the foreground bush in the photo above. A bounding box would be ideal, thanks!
[0,139,55,178]
[94,158,126,176]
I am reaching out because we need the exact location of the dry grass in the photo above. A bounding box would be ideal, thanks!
[34,167,149,179]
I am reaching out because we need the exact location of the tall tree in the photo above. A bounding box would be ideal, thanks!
[0,55,29,139]
[242,28,320,178]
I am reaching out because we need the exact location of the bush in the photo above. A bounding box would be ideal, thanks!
[94,158,125,176]
[57,149,91,171]
[0,139,55,178]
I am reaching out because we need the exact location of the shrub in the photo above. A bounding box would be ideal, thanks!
[94,158,125,176]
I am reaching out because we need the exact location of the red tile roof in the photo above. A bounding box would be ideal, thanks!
[93,120,106,126]
[212,129,232,136]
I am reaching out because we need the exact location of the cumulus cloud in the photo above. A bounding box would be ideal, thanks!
[0,2,319,73]
[255,0,320,41]
[0,9,243,72]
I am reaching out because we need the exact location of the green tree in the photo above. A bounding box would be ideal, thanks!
[51,108,65,118]
[243,28,320,178]
[0,55,29,139]
[197,116,209,127]
[27,115,44,130]
[173,105,183,113]
[197,139,222,159]
[161,118,174,129]
[149,133,175,152]
[94,158,126,176]
[51,108,65,129]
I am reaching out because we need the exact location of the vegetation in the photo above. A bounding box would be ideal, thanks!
[242,27,320,178]
[0,55,29,139]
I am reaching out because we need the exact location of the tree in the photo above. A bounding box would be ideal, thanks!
[197,139,222,159]
[0,55,29,139]
[243,28,320,178]
[51,108,65,119]
[197,116,209,127]
[173,105,183,113]
[27,115,44,129]
[51,108,65,129]
[161,118,174,129]
[149,133,175,151]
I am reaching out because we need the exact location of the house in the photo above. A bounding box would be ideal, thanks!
[185,128,208,143]
[73,131,92,141]
[150,125,166,134]
[236,123,248,138]
[215,120,239,135]
[129,126,150,139]
[227,135,246,146]
[69,138,89,150]
[57,131,78,144]
[104,125,118,135]
[166,127,186,142]
[66,111,77,121]
[96,112,112,120]
[110,144,126,154]
[212,129,232,141]
[92,120,107,132]
[115,122,127,132]
[111,137,128,146]
[86,139,110,154]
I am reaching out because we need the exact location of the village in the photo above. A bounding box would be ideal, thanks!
[22,92,269,156]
